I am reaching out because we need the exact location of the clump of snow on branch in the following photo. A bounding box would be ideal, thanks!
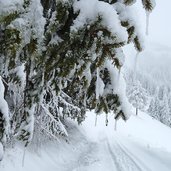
[72,0,128,42]
[105,60,132,119]
[8,0,45,47]
[114,2,145,49]
[96,68,105,100]
[0,77,9,144]
[0,0,24,16]
[15,63,26,87]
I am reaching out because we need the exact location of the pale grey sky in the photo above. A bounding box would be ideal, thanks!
[124,0,171,69]
[143,0,171,47]
[125,0,171,54]
[124,0,171,85]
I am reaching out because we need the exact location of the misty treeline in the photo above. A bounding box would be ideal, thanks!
[125,67,171,127]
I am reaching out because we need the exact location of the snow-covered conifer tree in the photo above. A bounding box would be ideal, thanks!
[148,86,171,126]
[0,0,46,146]
[168,92,171,115]
[160,93,170,125]
[127,81,149,115]
[148,88,161,120]
[0,0,155,150]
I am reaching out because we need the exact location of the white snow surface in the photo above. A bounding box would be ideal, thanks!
[106,60,132,119]
[1,110,171,171]
[96,68,105,100]
[0,77,9,144]
[15,63,26,87]
[0,0,24,15]
[0,143,3,161]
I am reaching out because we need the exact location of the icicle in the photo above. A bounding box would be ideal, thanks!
[146,12,150,36]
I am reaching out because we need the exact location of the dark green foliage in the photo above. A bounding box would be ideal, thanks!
[142,0,155,12]
[0,0,155,148]
[134,36,143,52]
[0,112,5,142]
[124,0,136,6]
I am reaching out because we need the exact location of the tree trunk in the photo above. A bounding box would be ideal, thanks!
[95,114,98,126]
[114,120,117,131]
[105,113,108,126]
[136,108,138,116]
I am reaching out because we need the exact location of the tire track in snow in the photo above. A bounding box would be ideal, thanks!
[106,138,143,171]
[105,140,122,171]
[117,138,164,171]
[115,137,152,171]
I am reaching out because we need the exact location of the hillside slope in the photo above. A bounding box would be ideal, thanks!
[1,111,171,171]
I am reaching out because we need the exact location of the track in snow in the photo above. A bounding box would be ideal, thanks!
[106,137,143,171]
[70,134,149,171]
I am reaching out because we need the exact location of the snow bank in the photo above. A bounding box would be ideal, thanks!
[0,142,3,161]
[0,77,9,144]
[1,111,171,171]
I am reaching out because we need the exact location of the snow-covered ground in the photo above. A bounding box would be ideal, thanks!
[1,111,171,171]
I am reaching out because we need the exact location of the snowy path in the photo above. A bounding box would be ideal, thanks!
[76,112,171,171]
[1,112,171,171]
[106,137,143,171]
[116,135,171,171]
[70,132,171,171]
